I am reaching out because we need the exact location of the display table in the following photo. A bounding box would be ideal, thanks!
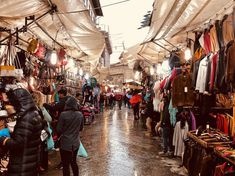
[214,146,235,166]
[187,130,232,149]
[184,130,233,175]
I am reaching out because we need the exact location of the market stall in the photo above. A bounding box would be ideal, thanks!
[119,0,235,174]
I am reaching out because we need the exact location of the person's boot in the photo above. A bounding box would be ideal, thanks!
[56,162,63,170]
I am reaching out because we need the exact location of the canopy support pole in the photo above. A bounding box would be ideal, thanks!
[137,53,152,65]
[152,41,171,53]
[34,21,64,48]
[47,0,83,52]
[163,39,178,49]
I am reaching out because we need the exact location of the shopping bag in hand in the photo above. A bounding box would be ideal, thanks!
[47,125,54,150]
[77,141,88,158]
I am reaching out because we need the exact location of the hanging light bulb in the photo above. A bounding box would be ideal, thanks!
[162,60,170,72]
[184,47,192,61]
[156,63,162,75]
[79,68,83,76]
[105,86,108,91]
[150,66,155,75]
[85,73,90,80]
[73,67,78,75]
[50,50,58,65]
[134,71,140,80]
[68,58,74,68]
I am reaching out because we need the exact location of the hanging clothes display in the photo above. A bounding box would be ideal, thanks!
[172,72,194,108]
[222,14,234,46]
[173,120,188,157]
[210,25,220,53]
[168,98,178,126]
[226,41,235,87]
[195,54,212,93]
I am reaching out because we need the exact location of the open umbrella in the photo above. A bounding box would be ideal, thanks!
[123,80,143,90]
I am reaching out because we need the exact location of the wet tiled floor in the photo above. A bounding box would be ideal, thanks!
[43,107,187,176]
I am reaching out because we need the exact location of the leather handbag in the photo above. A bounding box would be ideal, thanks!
[216,93,233,108]
[27,38,38,54]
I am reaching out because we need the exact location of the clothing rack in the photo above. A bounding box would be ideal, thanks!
[210,107,233,115]
[174,67,190,70]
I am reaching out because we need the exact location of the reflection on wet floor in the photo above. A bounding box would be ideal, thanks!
[44,107,185,176]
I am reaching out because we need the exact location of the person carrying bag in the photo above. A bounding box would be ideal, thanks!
[57,97,84,176]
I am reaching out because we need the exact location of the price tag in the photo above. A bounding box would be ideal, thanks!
[184,87,188,93]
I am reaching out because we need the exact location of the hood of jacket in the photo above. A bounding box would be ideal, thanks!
[7,88,37,115]
[64,96,78,111]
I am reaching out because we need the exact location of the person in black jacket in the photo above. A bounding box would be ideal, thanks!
[44,87,70,120]
[57,96,83,176]
[159,95,173,156]
[44,87,70,170]
[0,88,43,176]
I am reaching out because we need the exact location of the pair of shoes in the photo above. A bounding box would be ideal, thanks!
[56,163,63,170]
[145,132,151,137]
[158,151,168,156]
[38,166,45,173]
[167,151,174,158]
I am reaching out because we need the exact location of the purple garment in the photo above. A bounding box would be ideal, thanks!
[190,111,196,130]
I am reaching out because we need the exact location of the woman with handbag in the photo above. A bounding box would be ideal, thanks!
[32,90,53,172]
[57,96,84,176]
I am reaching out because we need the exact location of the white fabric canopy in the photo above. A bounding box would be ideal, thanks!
[0,0,105,62]
[121,0,235,65]
[147,0,234,40]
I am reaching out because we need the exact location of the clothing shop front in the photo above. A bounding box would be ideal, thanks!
[150,8,235,176]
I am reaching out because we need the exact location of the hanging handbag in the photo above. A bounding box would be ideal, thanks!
[215,93,233,108]
[44,49,52,63]
[34,42,46,59]
[58,48,66,61]
[27,38,38,54]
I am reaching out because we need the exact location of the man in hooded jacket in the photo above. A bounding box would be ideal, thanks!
[0,88,43,176]
[57,96,83,176]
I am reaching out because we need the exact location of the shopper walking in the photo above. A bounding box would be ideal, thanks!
[99,92,105,112]
[115,92,123,110]
[126,91,132,109]
[57,96,84,176]
[109,91,115,109]
[0,88,43,176]
[130,91,142,120]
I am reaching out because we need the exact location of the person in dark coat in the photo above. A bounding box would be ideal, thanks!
[44,87,70,120]
[57,96,84,176]
[43,87,70,169]
[0,88,43,176]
